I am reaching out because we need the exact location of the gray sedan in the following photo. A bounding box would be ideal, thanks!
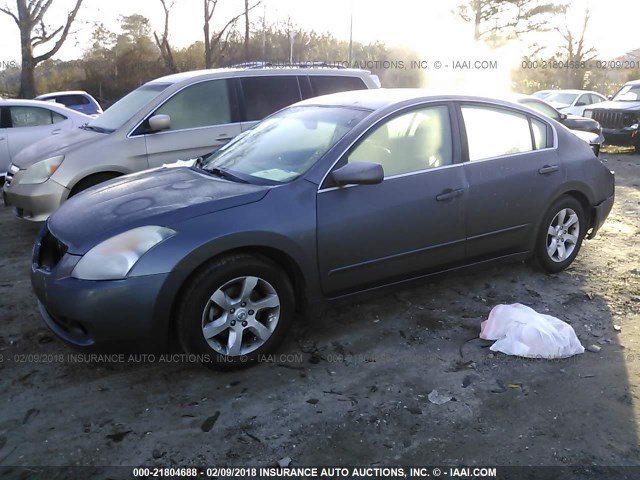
[31,89,615,369]
[0,99,90,177]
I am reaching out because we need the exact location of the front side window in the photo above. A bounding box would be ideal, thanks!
[154,79,232,131]
[9,107,65,127]
[241,76,301,121]
[348,105,453,177]
[520,99,560,121]
[462,106,533,161]
[202,106,368,184]
[612,84,640,102]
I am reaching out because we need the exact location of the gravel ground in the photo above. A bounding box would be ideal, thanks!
[0,151,639,474]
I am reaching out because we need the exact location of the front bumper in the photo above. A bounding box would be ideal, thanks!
[2,170,69,221]
[31,226,172,352]
[587,193,615,240]
[602,127,639,147]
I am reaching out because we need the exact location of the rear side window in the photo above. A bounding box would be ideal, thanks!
[461,106,532,161]
[154,79,232,131]
[531,118,549,150]
[55,95,90,106]
[241,76,301,121]
[9,106,66,127]
[310,76,367,96]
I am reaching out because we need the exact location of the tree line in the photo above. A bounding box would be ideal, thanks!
[0,0,638,104]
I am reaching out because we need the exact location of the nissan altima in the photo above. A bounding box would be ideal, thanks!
[31,89,615,369]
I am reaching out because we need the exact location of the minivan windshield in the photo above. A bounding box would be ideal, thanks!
[87,83,171,132]
[201,106,369,184]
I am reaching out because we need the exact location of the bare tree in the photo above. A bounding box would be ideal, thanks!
[0,0,84,97]
[203,0,260,68]
[154,0,178,73]
[244,0,250,62]
[556,6,597,89]
[457,0,565,45]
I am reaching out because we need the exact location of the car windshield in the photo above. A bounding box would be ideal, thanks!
[87,83,171,132]
[545,93,578,105]
[612,85,640,102]
[201,106,369,184]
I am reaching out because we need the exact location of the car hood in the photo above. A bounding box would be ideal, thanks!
[11,127,102,169]
[48,167,270,254]
[586,101,640,111]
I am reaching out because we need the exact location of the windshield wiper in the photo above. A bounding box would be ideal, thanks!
[80,125,113,134]
[205,167,249,183]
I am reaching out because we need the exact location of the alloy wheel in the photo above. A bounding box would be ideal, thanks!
[546,208,580,263]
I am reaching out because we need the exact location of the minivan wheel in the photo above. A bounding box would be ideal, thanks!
[535,196,586,273]
[177,254,294,370]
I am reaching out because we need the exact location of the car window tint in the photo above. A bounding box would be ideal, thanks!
[241,76,301,121]
[349,105,453,177]
[462,106,532,161]
[531,118,548,150]
[310,76,367,96]
[155,79,231,130]
[9,107,55,127]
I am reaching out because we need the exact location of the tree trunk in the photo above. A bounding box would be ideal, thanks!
[244,0,250,61]
[19,24,35,97]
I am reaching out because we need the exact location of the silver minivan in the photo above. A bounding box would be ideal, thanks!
[3,67,380,221]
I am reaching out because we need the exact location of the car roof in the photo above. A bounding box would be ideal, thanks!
[149,67,375,85]
[543,89,600,95]
[35,90,92,98]
[293,88,533,111]
[0,98,92,116]
[624,79,640,86]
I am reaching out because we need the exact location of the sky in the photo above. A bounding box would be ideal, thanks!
[0,0,638,66]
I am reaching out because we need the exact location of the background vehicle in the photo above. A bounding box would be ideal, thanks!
[3,67,379,221]
[513,95,604,155]
[31,90,614,369]
[35,90,103,116]
[532,90,554,99]
[0,99,90,178]
[584,79,640,153]
[543,89,607,116]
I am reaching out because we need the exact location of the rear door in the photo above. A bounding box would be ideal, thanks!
[142,78,243,167]
[0,107,9,173]
[308,75,368,97]
[238,75,302,132]
[459,103,562,260]
[316,103,467,296]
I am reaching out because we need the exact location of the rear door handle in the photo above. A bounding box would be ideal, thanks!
[436,188,464,201]
[216,135,233,144]
[538,165,559,175]
[51,129,61,135]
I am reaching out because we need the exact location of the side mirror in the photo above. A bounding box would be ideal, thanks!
[559,113,568,121]
[148,114,171,132]
[331,161,384,186]
[607,95,613,101]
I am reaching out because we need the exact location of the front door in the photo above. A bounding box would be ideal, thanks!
[143,79,242,167]
[316,104,467,296]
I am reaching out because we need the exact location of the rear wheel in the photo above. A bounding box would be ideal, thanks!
[177,254,294,370]
[69,173,120,197]
[535,196,586,273]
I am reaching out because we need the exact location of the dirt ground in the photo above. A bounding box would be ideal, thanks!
[1,151,639,476]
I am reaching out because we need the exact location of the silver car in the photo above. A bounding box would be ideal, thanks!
[0,99,90,178]
[3,67,380,221]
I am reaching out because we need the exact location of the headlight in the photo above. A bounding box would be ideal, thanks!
[630,123,639,130]
[71,226,176,280]
[21,155,64,185]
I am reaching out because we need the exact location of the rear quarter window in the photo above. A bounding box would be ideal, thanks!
[310,75,367,96]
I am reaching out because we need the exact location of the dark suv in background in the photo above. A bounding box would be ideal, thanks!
[584,79,640,153]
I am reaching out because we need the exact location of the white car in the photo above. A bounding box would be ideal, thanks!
[0,99,91,178]
[544,90,607,116]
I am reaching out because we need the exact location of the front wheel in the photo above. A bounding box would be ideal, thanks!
[177,254,294,370]
[535,196,586,273]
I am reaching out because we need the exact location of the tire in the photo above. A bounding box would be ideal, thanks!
[635,141,640,155]
[177,254,294,370]
[69,173,119,198]
[535,196,586,273]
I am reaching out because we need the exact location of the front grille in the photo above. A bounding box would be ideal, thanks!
[38,227,68,270]
[590,110,638,129]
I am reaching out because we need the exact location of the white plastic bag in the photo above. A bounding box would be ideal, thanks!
[480,303,584,359]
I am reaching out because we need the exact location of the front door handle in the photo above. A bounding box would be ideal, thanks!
[436,188,464,201]
[538,165,559,175]
[216,135,233,144]
[51,129,61,135]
